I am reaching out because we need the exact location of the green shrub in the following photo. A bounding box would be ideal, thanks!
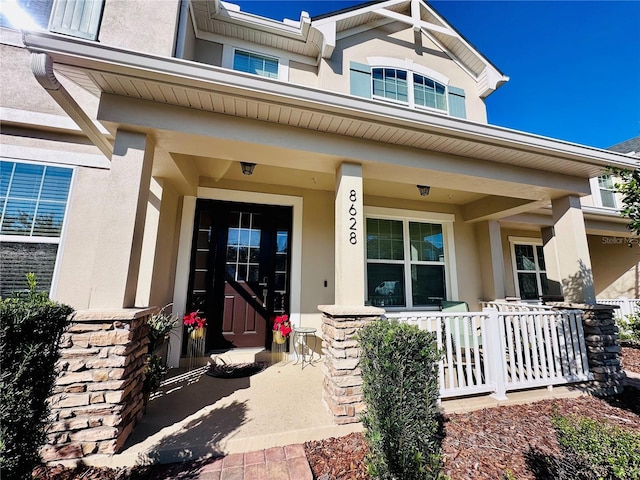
[550,414,640,479]
[619,314,640,344]
[358,319,444,479]
[147,304,179,347]
[0,274,73,480]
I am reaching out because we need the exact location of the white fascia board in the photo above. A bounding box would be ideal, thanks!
[213,2,308,41]
[22,30,639,172]
[312,0,407,26]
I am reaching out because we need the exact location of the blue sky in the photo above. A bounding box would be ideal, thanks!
[233,1,640,149]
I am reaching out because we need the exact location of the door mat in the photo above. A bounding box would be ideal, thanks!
[205,360,267,379]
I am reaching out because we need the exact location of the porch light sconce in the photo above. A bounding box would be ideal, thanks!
[417,185,430,196]
[240,162,256,175]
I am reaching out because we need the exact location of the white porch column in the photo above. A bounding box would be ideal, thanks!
[335,163,365,306]
[475,220,506,300]
[135,177,163,307]
[90,130,154,308]
[545,195,596,304]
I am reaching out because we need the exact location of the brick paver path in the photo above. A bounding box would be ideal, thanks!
[195,444,313,479]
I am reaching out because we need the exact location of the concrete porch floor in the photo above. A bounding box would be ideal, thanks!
[79,352,588,468]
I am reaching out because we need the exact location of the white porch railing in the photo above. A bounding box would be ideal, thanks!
[385,308,591,400]
[596,298,640,320]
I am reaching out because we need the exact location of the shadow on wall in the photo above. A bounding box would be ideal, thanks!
[588,235,640,298]
[559,260,595,304]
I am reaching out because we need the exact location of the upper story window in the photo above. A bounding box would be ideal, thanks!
[371,67,448,113]
[0,0,103,41]
[350,59,466,118]
[233,50,278,79]
[372,68,408,103]
[598,175,617,209]
[0,160,73,296]
[413,74,447,111]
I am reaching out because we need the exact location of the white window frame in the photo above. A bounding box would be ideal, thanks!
[589,174,620,210]
[364,206,457,310]
[0,158,76,297]
[221,43,289,81]
[366,57,450,115]
[508,237,547,301]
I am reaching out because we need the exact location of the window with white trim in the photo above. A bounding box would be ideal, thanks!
[0,160,73,296]
[598,175,617,209]
[511,241,548,300]
[366,218,447,308]
[371,67,448,113]
[233,50,278,79]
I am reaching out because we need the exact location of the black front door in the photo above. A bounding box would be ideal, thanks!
[187,200,292,350]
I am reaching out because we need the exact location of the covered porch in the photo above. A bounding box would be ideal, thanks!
[21,31,637,370]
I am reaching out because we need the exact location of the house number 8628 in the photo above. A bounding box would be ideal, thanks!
[348,189,357,245]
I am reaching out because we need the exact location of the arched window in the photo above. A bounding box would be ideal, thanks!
[370,67,449,113]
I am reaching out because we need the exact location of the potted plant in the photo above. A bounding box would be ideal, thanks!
[272,314,292,345]
[183,310,207,340]
[148,304,179,365]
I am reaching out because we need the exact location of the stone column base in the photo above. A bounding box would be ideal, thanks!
[549,302,625,396]
[42,307,155,462]
[318,305,384,425]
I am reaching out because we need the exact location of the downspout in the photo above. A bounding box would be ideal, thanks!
[30,52,113,158]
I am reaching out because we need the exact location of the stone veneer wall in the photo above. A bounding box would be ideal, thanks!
[41,308,155,462]
[319,305,384,425]
[550,303,625,395]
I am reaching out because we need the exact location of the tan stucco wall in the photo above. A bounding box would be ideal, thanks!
[289,61,318,87]
[0,44,64,115]
[589,234,640,299]
[55,166,110,308]
[99,0,180,56]
[319,22,487,123]
[193,40,223,67]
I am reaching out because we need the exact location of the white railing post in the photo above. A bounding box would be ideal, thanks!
[484,308,508,400]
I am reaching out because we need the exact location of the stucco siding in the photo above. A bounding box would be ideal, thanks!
[589,234,640,299]
[54,166,110,309]
[0,44,65,116]
[99,0,180,56]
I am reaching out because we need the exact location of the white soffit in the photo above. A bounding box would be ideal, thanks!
[23,30,638,180]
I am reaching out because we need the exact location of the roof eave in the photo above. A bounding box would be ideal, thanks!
[21,30,639,175]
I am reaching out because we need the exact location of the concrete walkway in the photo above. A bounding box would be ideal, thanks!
[81,358,361,468]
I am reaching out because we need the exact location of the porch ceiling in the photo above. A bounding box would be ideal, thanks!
[22,31,639,196]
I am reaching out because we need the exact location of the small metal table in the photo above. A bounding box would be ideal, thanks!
[292,326,318,368]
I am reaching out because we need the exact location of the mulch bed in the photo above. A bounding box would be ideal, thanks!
[305,391,640,480]
[622,345,640,372]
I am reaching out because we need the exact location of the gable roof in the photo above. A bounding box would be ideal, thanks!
[191,0,509,97]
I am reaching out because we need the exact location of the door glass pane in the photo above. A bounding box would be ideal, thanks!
[226,212,262,282]
[515,244,536,270]
[366,218,404,260]
[409,222,444,261]
[517,272,539,300]
[367,263,405,307]
[411,264,445,306]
